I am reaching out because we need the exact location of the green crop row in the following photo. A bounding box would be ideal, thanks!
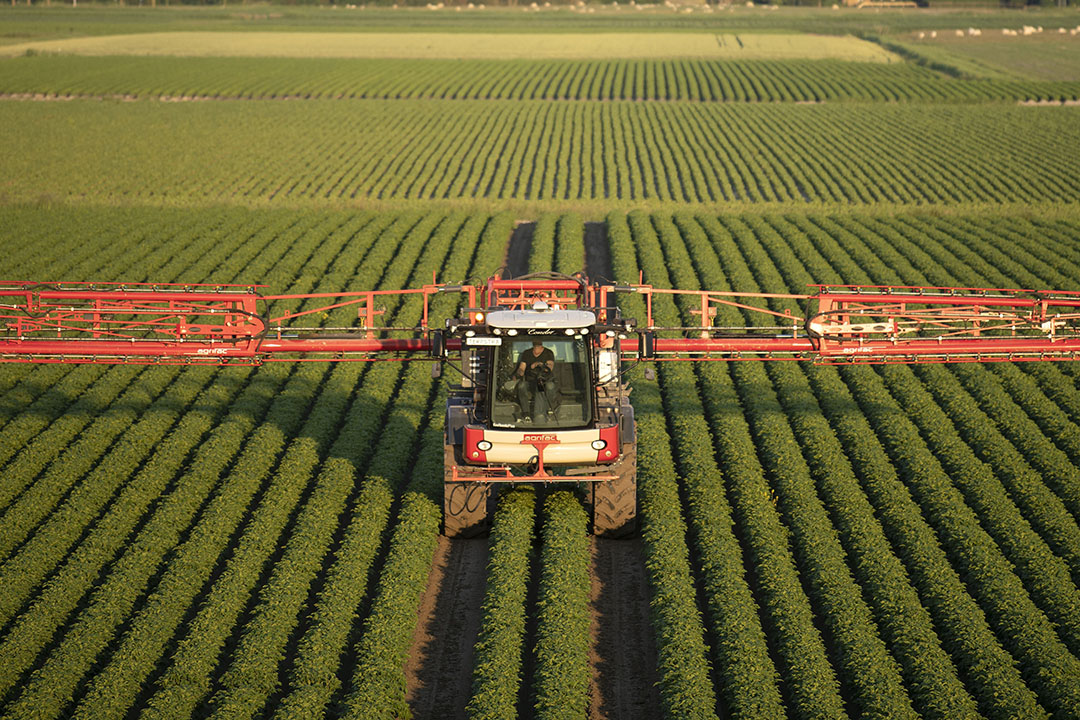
[1,213,410,720]
[631,210,857,719]
[607,211,719,719]
[759,212,1079,719]
[5,101,1080,205]
[297,212,506,720]
[0,210,358,703]
[465,487,537,720]
[3,55,1078,103]
[528,213,558,274]
[554,213,584,276]
[166,213,460,720]
[531,491,591,720]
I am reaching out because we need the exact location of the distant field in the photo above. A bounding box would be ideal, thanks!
[3,5,1080,43]
[0,30,898,61]
[2,54,1078,103]
[905,35,1080,82]
[3,99,1078,205]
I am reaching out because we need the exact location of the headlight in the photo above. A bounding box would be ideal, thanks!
[475,312,485,323]
[565,328,575,335]
[507,329,518,336]
[465,330,475,337]
[477,440,493,451]
[591,439,607,451]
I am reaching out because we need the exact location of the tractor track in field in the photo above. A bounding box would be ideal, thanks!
[405,536,489,720]
[504,221,534,279]
[589,537,661,720]
[584,220,660,720]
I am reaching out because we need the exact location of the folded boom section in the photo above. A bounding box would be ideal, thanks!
[2,279,1079,365]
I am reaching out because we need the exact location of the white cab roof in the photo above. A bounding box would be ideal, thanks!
[486,308,596,330]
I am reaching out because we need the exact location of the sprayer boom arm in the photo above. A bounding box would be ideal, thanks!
[2,280,1079,365]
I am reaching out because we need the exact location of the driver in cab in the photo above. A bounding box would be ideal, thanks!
[515,338,558,422]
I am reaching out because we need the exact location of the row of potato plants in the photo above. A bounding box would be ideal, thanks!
[0,212,421,719]
[755,212,1079,718]
[606,211,719,719]
[200,213,469,720]
[0,211,249,520]
[527,213,558,274]
[0,210,357,704]
[7,55,1080,103]
[13,100,1080,206]
[531,491,591,720]
[465,486,537,720]
[616,212,791,718]
[700,212,984,720]
[759,216,1047,720]
[637,209,909,720]
[0,210,331,624]
[336,214,508,720]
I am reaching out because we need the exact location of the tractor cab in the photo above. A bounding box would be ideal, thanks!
[486,304,595,430]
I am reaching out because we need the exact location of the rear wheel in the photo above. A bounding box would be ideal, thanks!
[443,446,493,538]
[592,443,636,537]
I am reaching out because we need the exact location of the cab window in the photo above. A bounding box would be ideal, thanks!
[489,336,591,428]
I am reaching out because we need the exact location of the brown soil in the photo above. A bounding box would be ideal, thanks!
[503,221,534,279]
[405,536,490,720]
[588,537,661,720]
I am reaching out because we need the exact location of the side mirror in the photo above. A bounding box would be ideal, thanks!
[430,329,445,359]
[639,331,656,360]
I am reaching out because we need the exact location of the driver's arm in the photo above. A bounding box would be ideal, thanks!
[516,360,526,377]
[545,359,554,371]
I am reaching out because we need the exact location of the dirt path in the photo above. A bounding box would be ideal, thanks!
[588,537,661,720]
[584,221,613,285]
[504,221,534,279]
[405,536,489,720]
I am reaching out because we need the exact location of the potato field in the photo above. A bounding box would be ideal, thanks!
[1,5,1079,720]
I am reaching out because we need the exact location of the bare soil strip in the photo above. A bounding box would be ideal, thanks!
[584,221,614,286]
[405,536,489,720]
[588,537,661,720]
[504,221,534,279]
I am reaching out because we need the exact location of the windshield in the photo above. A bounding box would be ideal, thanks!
[489,336,592,429]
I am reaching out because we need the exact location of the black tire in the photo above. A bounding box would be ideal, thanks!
[592,443,637,537]
[443,446,493,538]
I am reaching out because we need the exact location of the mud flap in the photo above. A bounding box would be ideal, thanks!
[591,443,637,537]
[443,446,493,537]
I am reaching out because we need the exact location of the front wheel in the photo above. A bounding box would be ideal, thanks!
[591,443,637,537]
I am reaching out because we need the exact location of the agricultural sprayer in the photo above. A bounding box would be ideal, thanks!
[4,273,1080,536]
